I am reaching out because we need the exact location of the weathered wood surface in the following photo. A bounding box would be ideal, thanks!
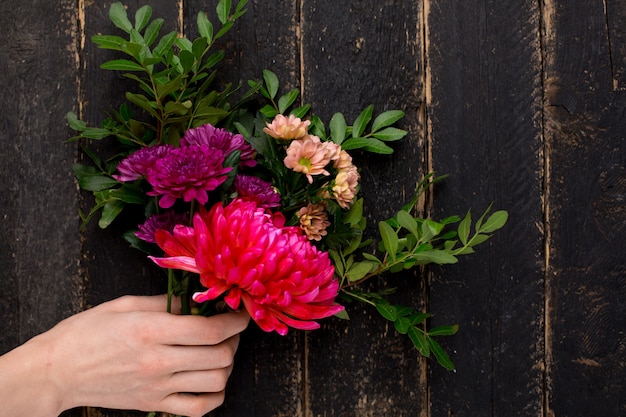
[0,1,624,417]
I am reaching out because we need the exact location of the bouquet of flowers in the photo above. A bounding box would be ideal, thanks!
[68,0,507,370]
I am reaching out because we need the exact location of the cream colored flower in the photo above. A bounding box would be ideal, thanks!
[284,135,333,183]
[298,203,331,241]
[263,114,311,140]
[332,166,360,209]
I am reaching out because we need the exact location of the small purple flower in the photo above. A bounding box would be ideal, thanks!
[146,144,232,208]
[182,123,256,168]
[113,145,172,182]
[136,210,188,243]
[234,174,281,209]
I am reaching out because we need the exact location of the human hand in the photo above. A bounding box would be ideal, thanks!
[0,295,249,417]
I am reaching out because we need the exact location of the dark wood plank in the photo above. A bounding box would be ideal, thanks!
[606,0,626,90]
[427,1,545,416]
[543,1,626,415]
[0,0,82,352]
[302,1,428,415]
[80,0,181,308]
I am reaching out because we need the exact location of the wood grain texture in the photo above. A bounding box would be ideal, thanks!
[543,1,626,416]
[1,1,625,416]
[0,0,82,352]
[79,0,181,310]
[301,1,428,416]
[426,1,545,416]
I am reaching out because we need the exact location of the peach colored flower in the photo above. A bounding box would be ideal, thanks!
[284,135,333,183]
[332,166,360,209]
[263,114,311,140]
[298,203,331,241]
[332,148,354,170]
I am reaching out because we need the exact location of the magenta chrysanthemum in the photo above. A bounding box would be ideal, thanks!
[182,123,256,168]
[146,144,232,209]
[149,198,343,335]
[136,210,188,243]
[113,145,172,182]
[234,175,281,208]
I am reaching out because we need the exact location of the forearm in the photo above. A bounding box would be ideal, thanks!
[0,335,65,417]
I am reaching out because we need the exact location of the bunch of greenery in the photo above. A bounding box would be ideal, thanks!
[68,0,507,370]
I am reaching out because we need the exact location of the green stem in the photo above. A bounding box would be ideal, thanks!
[167,269,174,313]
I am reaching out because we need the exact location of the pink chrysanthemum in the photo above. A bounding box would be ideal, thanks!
[283,135,333,183]
[234,175,281,209]
[146,144,232,209]
[113,145,172,182]
[263,114,310,140]
[136,210,188,243]
[150,198,343,335]
[182,123,256,168]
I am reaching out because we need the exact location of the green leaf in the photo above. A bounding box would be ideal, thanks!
[479,210,508,233]
[395,317,412,334]
[329,112,347,144]
[469,233,491,246]
[408,326,430,356]
[110,185,146,204]
[458,210,471,246]
[99,200,125,229]
[78,175,119,192]
[412,250,458,265]
[66,112,86,131]
[134,5,152,32]
[428,324,459,336]
[429,337,455,370]
[375,302,397,321]
[352,104,373,138]
[153,31,177,56]
[343,198,364,227]
[372,110,404,132]
[263,69,279,100]
[397,210,419,238]
[346,261,376,282]
[277,89,299,114]
[372,127,407,141]
[100,59,145,72]
[216,0,232,24]
[197,11,214,42]
[125,92,159,118]
[143,18,164,46]
[109,2,133,33]
[341,137,394,154]
[361,253,382,264]
[379,220,398,260]
[81,127,114,140]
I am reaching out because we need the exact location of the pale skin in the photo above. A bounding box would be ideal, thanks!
[0,295,250,417]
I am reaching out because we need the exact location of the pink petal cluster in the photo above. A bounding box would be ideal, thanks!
[113,145,172,182]
[234,175,281,208]
[113,123,257,209]
[136,210,188,243]
[150,198,343,335]
[182,123,256,168]
[263,114,311,140]
[146,145,231,208]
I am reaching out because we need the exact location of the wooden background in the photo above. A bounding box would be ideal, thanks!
[1,1,625,416]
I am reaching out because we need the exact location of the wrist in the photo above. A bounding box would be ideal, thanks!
[0,335,66,417]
